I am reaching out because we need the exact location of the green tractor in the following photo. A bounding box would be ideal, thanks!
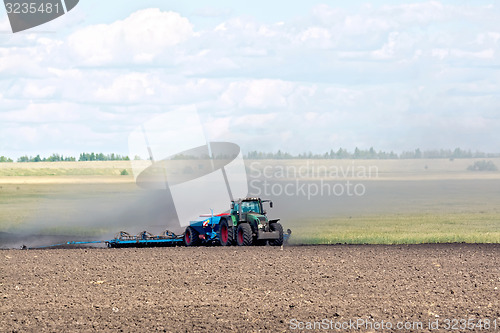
[218,197,288,246]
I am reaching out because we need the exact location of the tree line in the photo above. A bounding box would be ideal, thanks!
[0,153,130,163]
[1,148,499,163]
[77,152,130,161]
[245,147,500,160]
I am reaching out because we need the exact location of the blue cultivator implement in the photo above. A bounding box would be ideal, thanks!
[106,230,184,248]
[28,230,185,249]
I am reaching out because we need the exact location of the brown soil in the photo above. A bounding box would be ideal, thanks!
[1,244,499,332]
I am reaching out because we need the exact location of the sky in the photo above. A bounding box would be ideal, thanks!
[1,0,499,159]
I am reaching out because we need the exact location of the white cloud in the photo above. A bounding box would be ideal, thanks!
[0,15,11,31]
[379,1,449,25]
[431,48,495,60]
[0,48,48,77]
[47,67,83,80]
[93,72,226,105]
[193,7,232,18]
[67,9,193,65]
[219,80,295,109]
[23,83,57,99]
[343,14,393,36]
[233,113,277,126]
[476,32,500,45]
[95,73,157,102]
[451,49,495,60]
[13,126,39,144]
[0,122,118,154]
[296,27,333,49]
[1,102,88,123]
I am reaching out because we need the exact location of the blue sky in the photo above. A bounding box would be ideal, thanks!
[1,1,499,159]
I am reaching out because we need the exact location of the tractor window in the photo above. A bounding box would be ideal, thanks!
[241,201,261,214]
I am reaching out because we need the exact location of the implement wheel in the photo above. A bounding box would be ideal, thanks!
[269,222,284,246]
[236,223,253,246]
[219,219,234,246]
[184,226,200,247]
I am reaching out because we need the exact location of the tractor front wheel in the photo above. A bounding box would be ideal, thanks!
[269,223,284,246]
[236,223,253,246]
[219,219,234,246]
[184,226,200,247]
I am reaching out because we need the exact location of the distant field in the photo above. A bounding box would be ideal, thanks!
[1,159,499,246]
[246,158,500,180]
[287,213,500,244]
[0,161,135,178]
[1,158,499,180]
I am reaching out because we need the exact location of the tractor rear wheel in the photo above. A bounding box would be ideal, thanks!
[184,226,200,247]
[219,219,234,246]
[269,223,284,246]
[236,223,253,246]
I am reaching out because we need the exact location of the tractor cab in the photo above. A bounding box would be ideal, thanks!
[231,198,267,219]
[241,200,262,214]
[231,198,273,221]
